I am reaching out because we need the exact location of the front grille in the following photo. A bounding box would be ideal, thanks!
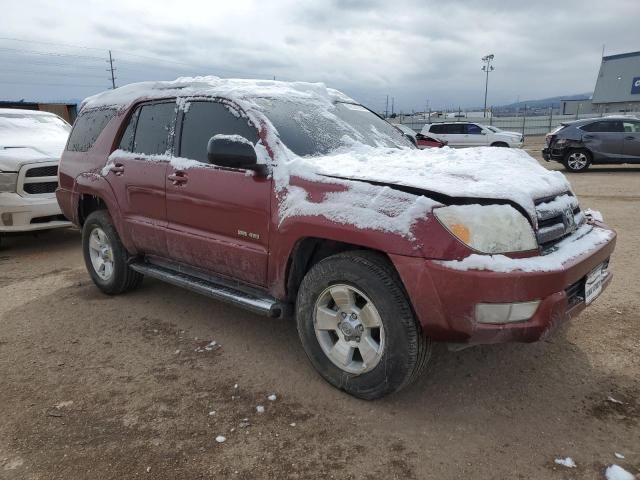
[25,165,58,177]
[24,182,58,194]
[535,193,586,253]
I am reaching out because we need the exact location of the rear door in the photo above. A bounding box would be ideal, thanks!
[579,120,624,161]
[165,100,271,286]
[622,120,640,162]
[105,101,175,256]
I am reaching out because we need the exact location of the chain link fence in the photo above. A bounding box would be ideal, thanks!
[394,107,639,137]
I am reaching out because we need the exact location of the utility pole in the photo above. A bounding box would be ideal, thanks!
[385,95,389,118]
[391,97,395,116]
[107,50,116,89]
[481,54,495,118]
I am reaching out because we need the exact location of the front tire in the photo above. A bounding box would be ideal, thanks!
[82,210,143,295]
[296,251,432,400]
[490,141,509,147]
[563,149,591,172]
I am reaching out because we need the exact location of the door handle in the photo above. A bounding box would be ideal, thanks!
[583,135,595,139]
[168,171,188,185]
[109,163,125,175]
[625,136,635,140]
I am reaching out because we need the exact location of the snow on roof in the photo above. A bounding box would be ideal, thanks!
[0,108,58,116]
[81,76,354,111]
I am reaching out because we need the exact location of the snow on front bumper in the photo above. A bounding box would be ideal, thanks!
[390,221,616,343]
[437,223,613,273]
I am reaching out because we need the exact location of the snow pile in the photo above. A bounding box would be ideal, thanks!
[554,457,576,468]
[439,225,614,272]
[605,465,635,480]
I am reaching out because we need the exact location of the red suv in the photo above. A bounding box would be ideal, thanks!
[57,78,616,399]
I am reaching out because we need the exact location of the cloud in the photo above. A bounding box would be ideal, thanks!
[0,0,638,111]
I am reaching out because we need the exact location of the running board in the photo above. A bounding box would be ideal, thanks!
[129,262,285,318]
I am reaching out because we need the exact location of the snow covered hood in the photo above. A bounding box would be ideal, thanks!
[292,145,571,222]
[0,147,57,171]
[0,109,70,168]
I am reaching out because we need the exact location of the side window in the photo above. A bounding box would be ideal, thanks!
[581,121,623,133]
[467,124,482,134]
[623,121,640,133]
[179,101,259,163]
[429,124,442,134]
[449,124,466,134]
[118,107,140,151]
[66,108,116,152]
[132,102,176,155]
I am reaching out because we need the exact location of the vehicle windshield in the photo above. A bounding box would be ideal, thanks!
[0,112,71,133]
[255,99,414,156]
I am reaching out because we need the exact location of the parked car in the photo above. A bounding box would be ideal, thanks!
[543,116,640,172]
[393,124,446,149]
[57,78,616,399]
[0,109,72,244]
[421,122,524,148]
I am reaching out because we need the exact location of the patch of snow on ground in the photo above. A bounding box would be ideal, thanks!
[605,465,635,480]
[267,394,277,401]
[554,457,576,468]
[215,436,226,443]
[607,396,624,404]
[615,453,625,459]
[256,405,265,413]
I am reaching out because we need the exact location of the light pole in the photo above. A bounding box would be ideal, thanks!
[481,54,495,118]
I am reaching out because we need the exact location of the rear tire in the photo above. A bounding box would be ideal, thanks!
[563,149,591,172]
[82,210,143,295]
[490,141,509,147]
[296,251,432,400]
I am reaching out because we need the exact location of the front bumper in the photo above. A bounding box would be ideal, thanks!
[0,192,71,233]
[391,222,616,344]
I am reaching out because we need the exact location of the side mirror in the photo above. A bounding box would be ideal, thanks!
[207,135,267,176]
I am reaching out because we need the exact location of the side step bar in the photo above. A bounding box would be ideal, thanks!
[129,262,285,318]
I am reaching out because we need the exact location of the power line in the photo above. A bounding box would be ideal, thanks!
[0,58,106,70]
[0,69,110,79]
[0,47,105,61]
[0,80,107,88]
[0,36,107,51]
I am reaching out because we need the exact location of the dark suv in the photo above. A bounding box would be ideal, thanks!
[543,116,640,172]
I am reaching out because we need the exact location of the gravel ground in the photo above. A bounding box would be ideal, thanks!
[1,143,638,479]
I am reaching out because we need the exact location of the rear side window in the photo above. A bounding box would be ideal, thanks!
[66,108,116,152]
[430,124,446,134]
[581,121,623,133]
[179,101,259,163]
[132,102,176,155]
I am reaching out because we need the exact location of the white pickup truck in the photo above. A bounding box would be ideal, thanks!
[0,109,72,243]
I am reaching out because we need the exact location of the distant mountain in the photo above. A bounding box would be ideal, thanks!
[498,93,592,110]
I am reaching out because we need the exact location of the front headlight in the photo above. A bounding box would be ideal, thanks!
[434,204,537,254]
[0,172,18,193]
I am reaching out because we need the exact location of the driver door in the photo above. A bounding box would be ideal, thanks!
[164,100,271,287]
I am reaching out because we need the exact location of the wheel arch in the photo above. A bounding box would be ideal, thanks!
[284,237,393,303]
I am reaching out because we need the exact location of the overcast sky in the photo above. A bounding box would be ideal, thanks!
[1,0,638,112]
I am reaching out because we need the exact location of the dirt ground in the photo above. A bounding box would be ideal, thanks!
[1,140,639,479]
